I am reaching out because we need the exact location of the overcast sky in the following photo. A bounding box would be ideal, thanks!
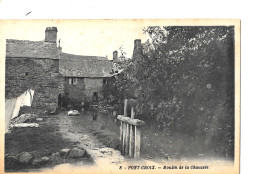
[0,20,150,60]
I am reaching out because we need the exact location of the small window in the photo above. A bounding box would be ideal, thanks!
[103,79,108,85]
[72,78,78,84]
[69,77,78,85]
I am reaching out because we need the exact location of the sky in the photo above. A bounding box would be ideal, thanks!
[0,19,239,60]
[0,20,151,60]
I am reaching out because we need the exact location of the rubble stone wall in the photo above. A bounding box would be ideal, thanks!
[64,77,104,104]
[5,57,62,114]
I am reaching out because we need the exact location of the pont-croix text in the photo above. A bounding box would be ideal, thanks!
[119,165,209,170]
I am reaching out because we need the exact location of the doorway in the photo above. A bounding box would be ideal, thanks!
[93,92,98,102]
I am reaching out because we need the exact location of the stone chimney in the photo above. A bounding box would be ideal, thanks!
[58,47,62,58]
[113,51,118,62]
[45,27,58,43]
[133,39,142,60]
[57,39,62,58]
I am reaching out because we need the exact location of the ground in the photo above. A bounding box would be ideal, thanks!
[5,110,125,172]
[5,110,233,172]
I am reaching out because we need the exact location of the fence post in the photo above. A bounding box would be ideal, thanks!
[122,99,128,154]
[122,122,126,155]
[120,121,123,141]
[118,100,144,158]
[134,125,141,159]
[129,107,135,157]
[125,123,130,155]
[124,99,128,116]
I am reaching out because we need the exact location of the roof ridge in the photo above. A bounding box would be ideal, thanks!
[59,56,114,77]
[61,52,107,58]
[6,39,45,43]
[62,58,111,62]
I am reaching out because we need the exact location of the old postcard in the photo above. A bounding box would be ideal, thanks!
[0,19,240,174]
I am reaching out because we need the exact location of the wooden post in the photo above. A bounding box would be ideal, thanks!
[124,99,128,116]
[129,107,135,157]
[120,121,123,142]
[123,99,128,155]
[117,103,145,158]
[122,122,125,154]
[134,126,141,159]
[131,107,135,119]
[125,123,129,155]
[123,122,129,155]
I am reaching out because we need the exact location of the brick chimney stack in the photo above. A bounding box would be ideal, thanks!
[45,27,58,43]
[113,51,118,62]
[133,39,142,60]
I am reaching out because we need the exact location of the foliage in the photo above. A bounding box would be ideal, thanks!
[107,26,235,157]
[119,45,127,61]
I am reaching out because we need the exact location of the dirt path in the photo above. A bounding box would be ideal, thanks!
[8,111,231,173]
[6,111,233,173]
[56,113,126,168]
[33,112,163,173]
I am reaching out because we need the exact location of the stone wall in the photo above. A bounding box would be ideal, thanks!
[5,57,62,114]
[64,77,104,105]
[83,78,103,99]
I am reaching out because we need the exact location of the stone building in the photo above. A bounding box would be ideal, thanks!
[59,53,113,106]
[5,26,115,113]
[5,27,62,114]
[5,26,139,114]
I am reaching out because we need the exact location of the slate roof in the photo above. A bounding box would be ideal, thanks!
[59,53,113,78]
[6,39,114,77]
[60,53,108,61]
[6,39,59,59]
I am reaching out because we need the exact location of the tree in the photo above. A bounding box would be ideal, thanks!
[133,26,234,157]
[107,26,235,157]
[119,45,127,61]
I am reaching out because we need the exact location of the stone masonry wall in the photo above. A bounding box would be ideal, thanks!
[5,58,62,114]
[64,77,104,105]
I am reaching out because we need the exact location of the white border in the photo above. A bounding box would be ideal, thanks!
[0,1,259,173]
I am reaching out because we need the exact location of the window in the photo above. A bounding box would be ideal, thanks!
[103,79,108,85]
[72,78,78,84]
[68,77,78,85]
[93,92,98,102]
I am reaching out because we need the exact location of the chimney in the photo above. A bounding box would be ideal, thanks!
[45,27,58,43]
[113,51,118,62]
[133,39,142,59]
[58,47,62,58]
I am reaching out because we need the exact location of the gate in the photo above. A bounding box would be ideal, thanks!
[117,99,145,159]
